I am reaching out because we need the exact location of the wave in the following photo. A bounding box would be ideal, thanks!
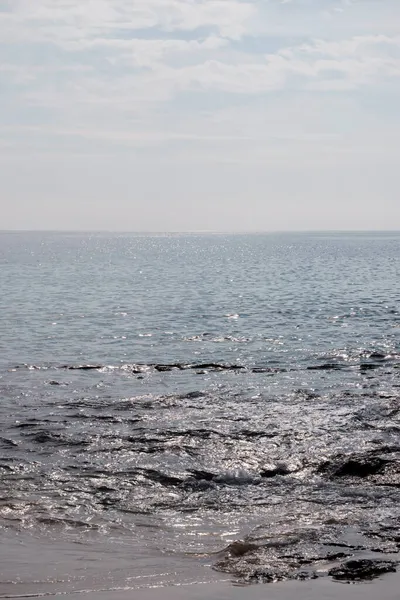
[10,354,400,375]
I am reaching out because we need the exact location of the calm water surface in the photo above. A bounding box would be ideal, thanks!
[0,232,399,595]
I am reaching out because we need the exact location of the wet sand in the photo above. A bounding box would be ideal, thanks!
[1,532,399,599]
[83,575,400,600]
[2,576,400,600]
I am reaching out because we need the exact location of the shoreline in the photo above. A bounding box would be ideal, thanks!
[2,575,400,600]
[1,532,399,599]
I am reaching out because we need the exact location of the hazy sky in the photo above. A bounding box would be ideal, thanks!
[1,0,399,231]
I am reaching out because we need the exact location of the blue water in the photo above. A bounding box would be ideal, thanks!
[0,231,400,593]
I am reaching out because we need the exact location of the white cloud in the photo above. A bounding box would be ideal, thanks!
[0,0,257,42]
[294,35,400,57]
[168,36,400,94]
[1,0,399,108]
[0,0,399,169]
[1,0,399,232]
[3,33,399,113]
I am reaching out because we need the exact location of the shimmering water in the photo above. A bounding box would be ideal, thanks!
[1,231,400,593]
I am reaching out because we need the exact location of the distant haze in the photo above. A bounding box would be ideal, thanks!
[0,0,399,231]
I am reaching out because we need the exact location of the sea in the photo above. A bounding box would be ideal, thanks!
[0,231,400,596]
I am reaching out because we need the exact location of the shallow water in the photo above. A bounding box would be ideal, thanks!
[1,231,400,593]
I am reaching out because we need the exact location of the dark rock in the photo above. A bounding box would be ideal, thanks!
[252,367,284,374]
[329,559,397,581]
[175,391,206,399]
[52,361,250,373]
[246,569,289,583]
[67,365,102,371]
[295,571,318,580]
[226,541,259,557]
[260,465,291,478]
[190,363,245,371]
[318,449,400,486]
[190,470,215,482]
[360,363,380,370]
[143,469,184,487]
[307,363,344,371]
[31,431,58,444]
[318,450,394,479]
[0,437,18,448]
[332,457,388,478]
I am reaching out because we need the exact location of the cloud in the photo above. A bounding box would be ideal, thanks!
[0,0,257,42]
[0,0,399,158]
[294,34,400,57]
[3,32,399,112]
[168,35,400,94]
[1,0,399,232]
[1,0,399,103]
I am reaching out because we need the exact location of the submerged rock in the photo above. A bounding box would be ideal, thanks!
[213,530,356,584]
[331,457,388,478]
[318,448,400,484]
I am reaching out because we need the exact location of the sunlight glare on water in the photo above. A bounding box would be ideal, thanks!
[0,231,400,593]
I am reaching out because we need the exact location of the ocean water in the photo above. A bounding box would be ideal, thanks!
[1,231,400,595]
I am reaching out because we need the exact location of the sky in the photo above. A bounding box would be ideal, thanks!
[0,0,399,231]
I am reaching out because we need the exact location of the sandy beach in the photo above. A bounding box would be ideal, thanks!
[1,530,400,599]
[2,569,400,600]
[79,576,400,600]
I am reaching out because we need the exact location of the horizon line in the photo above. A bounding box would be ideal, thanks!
[1,229,399,235]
